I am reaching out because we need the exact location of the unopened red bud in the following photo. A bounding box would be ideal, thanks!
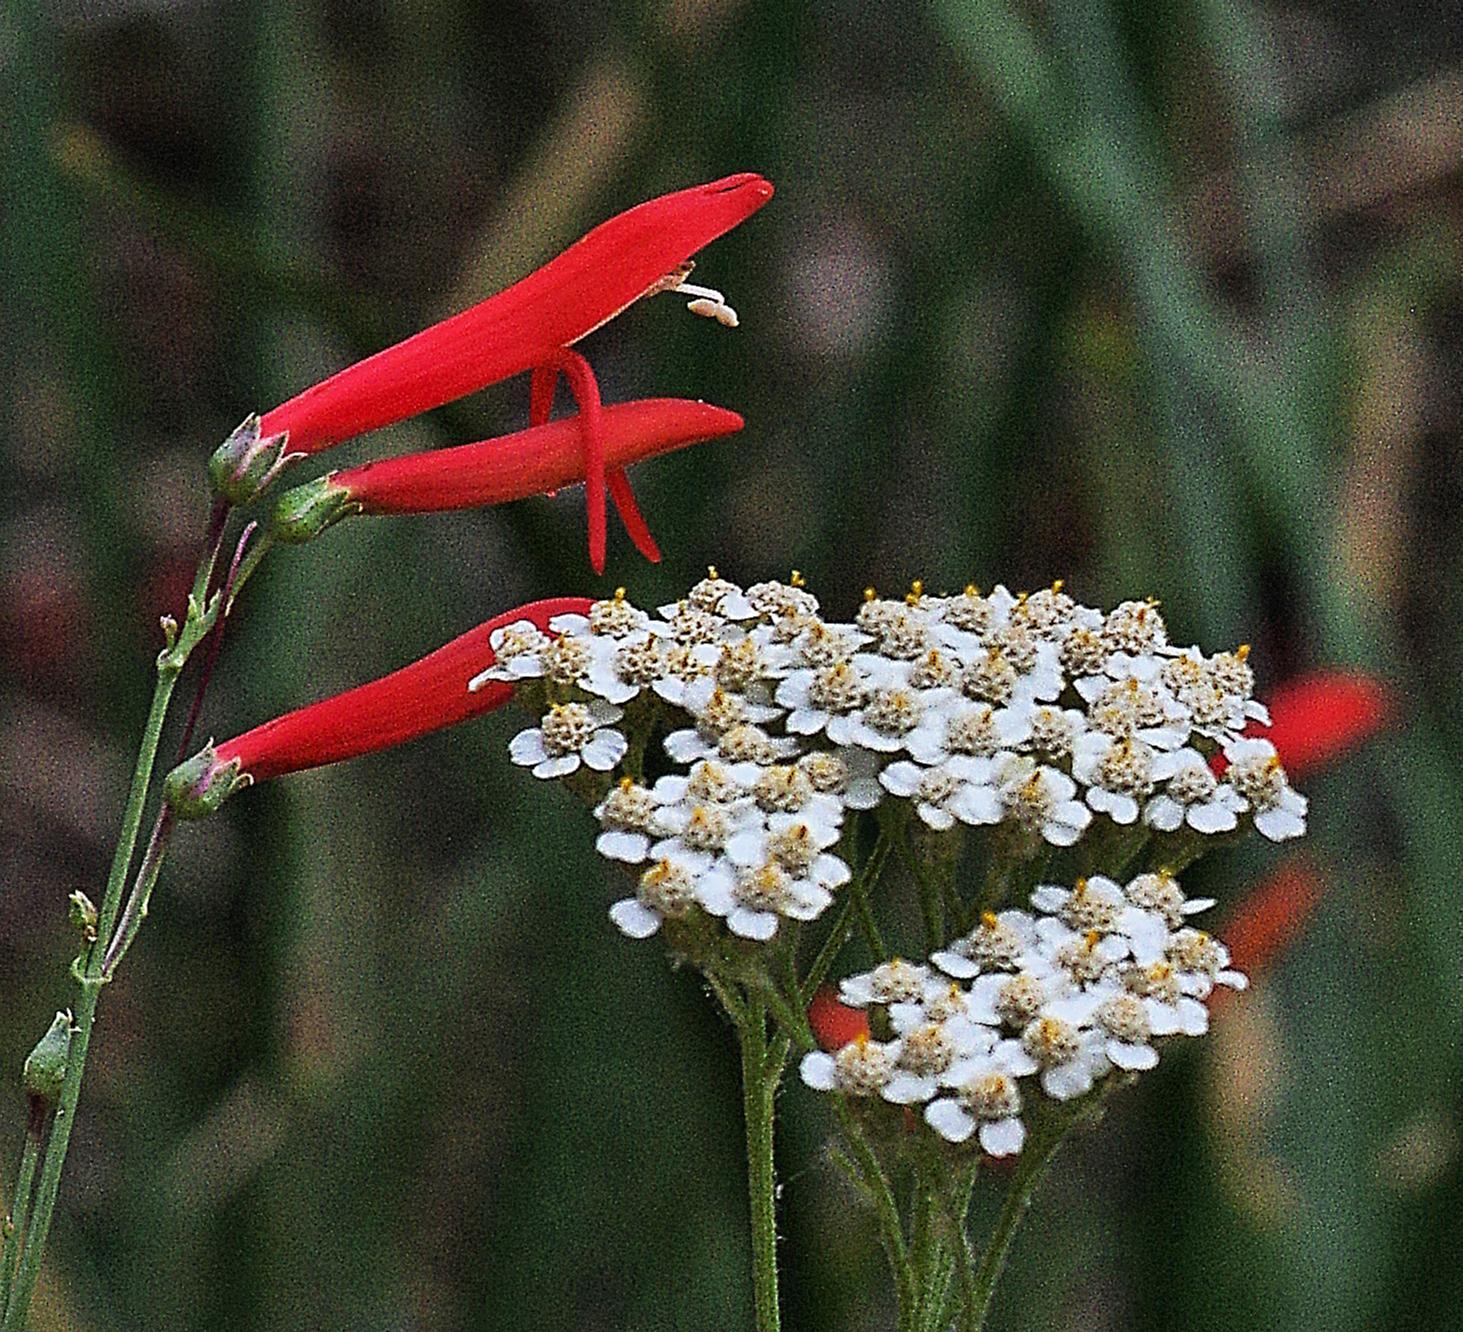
[208,414,291,504]
[164,743,251,819]
[268,475,359,544]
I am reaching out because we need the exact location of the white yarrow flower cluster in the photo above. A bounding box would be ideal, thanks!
[491,573,1307,949]
[801,870,1243,1156]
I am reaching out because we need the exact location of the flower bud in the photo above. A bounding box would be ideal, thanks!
[23,1011,73,1106]
[268,475,359,544]
[68,890,98,939]
[208,414,292,504]
[164,743,251,819]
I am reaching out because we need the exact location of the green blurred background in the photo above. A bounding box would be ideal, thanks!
[2,1,1460,1328]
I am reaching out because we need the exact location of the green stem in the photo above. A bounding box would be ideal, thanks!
[0,1114,43,1319]
[100,807,176,978]
[804,829,893,1000]
[705,972,749,1028]
[772,955,815,1052]
[738,1001,783,1332]
[906,1162,938,1331]
[832,1099,912,1314]
[2,510,226,1328]
[2,663,181,1329]
[893,834,945,953]
[930,1168,979,1332]
[962,1109,1073,1331]
[851,866,887,959]
[224,527,273,614]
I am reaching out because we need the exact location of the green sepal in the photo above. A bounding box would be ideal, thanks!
[268,474,360,544]
[164,744,250,819]
[208,414,291,504]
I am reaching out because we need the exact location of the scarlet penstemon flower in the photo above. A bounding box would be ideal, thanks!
[1242,671,1391,779]
[266,399,743,554]
[1201,672,1390,1007]
[224,174,773,571]
[166,596,590,813]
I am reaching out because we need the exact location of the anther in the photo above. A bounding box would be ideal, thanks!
[671,278,740,328]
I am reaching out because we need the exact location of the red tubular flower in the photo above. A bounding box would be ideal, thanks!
[335,399,741,518]
[1213,670,1391,779]
[254,173,773,571]
[807,986,871,1051]
[1209,858,1326,1012]
[258,175,772,452]
[1252,672,1391,779]
[166,596,590,814]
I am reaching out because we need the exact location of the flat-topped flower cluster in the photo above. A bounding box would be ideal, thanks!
[800,870,1244,1155]
[485,572,1307,945]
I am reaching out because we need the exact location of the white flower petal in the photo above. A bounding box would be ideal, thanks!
[1176,998,1210,1035]
[924,1099,976,1143]
[930,950,980,979]
[918,803,956,831]
[609,899,662,939]
[1043,801,1091,846]
[949,784,1001,825]
[695,863,737,915]
[663,729,710,763]
[596,830,650,863]
[879,761,923,798]
[979,1117,1025,1157]
[508,729,549,765]
[532,754,581,779]
[882,1073,938,1104]
[1042,1061,1095,1101]
[1144,795,1183,832]
[1187,801,1238,835]
[800,1051,838,1091]
[812,854,852,889]
[582,729,628,771]
[1107,1040,1158,1071]
[1255,806,1306,841]
[728,907,779,941]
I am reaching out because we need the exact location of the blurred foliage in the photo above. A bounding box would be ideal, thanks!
[2,0,1461,1328]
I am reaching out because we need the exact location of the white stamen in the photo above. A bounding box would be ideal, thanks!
[674,281,740,328]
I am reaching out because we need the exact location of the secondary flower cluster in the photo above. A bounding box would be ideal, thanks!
[800,870,1243,1155]
[489,572,1308,943]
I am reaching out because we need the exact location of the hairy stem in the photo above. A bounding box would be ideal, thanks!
[804,829,893,1000]
[738,1001,783,1332]
[832,1099,912,1315]
[962,1107,1074,1331]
